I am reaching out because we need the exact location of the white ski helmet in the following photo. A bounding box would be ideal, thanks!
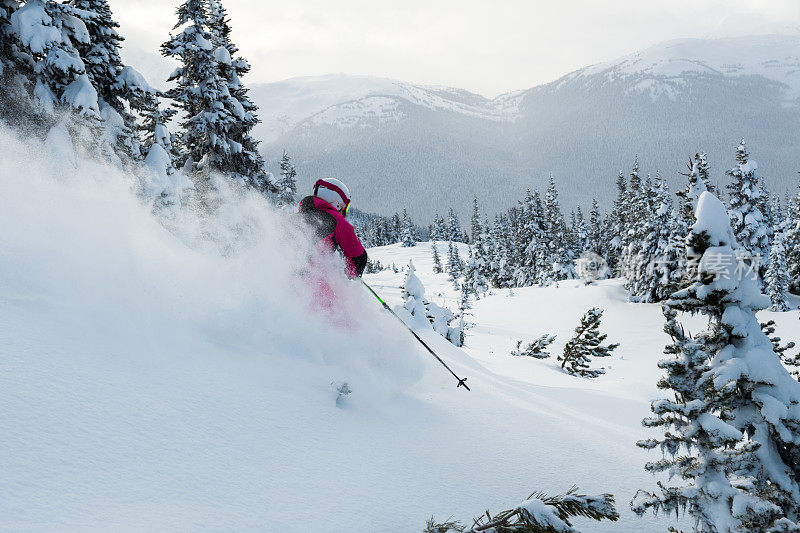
[314,178,351,215]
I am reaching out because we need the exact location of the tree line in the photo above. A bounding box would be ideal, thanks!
[380,142,795,313]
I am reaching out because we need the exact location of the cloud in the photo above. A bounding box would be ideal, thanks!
[113,0,800,96]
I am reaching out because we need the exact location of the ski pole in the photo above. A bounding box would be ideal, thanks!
[360,278,470,391]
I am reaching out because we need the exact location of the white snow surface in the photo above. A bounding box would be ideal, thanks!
[4,128,800,530]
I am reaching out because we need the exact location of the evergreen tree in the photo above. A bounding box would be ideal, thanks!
[558,308,618,378]
[9,0,101,126]
[633,190,800,531]
[467,202,493,293]
[768,194,785,234]
[66,0,143,161]
[726,139,770,273]
[426,486,619,533]
[446,284,470,347]
[463,246,488,298]
[786,182,800,294]
[206,0,270,191]
[696,151,714,193]
[511,334,556,359]
[391,213,402,243]
[161,0,236,179]
[448,207,466,243]
[572,206,590,253]
[516,190,548,286]
[470,197,482,245]
[401,209,416,247]
[0,0,39,128]
[67,0,121,108]
[431,214,448,241]
[587,198,604,257]
[766,235,790,311]
[0,1,18,74]
[676,153,709,228]
[543,176,576,282]
[140,97,190,205]
[489,214,515,288]
[400,259,428,327]
[607,170,628,274]
[619,159,647,281]
[761,320,796,368]
[629,174,681,302]
[275,150,297,206]
[447,240,464,288]
[431,241,443,274]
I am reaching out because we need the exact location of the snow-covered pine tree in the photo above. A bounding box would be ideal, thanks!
[632,305,728,527]
[511,193,531,284]
[726,139,770,275]
[558,308,618,378]
[543,176,576,282]
[676,153,709,228]
[768,194,785,236]
[401,259,428,327]
[426,300,456,339]
[784,182,800,294]
[511,334,556,359]
[572,206,590,254]
[448,207,466,243]
[401,209,416,247]
[588,198,604,257]
[463,246,488,298]
[9,0,101,130]
[761,320,797,366]
[431,214,448,241]
[619,160,647,280]
[515,189,547,286]
[633,190,800,531]
[470,197,482,245]
[390,213,402,243]
[426,486,619,533]
[0,1,17,74]
[696,151,714,194]
[139,96,192,205]
[446,284,470,347]
[607,171,628,274]
[0,0,41,127]
[766,234,791,311]
[161,0,236,181]
[431,241,443,274]
[66,0,145,163]
[489,214,515,288]
[630,174,681,302]
[447,240,464,286]
[206,0,270,192]
[275,150,297,206]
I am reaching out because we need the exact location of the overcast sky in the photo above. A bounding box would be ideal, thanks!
[114,0,800,97]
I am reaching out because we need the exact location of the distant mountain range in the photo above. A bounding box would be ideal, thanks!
[250,35,800,221]
[125,35,800,221]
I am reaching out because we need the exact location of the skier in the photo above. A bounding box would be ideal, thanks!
[299,178,368,279]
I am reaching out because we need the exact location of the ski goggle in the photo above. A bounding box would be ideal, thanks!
[314,179,351,217]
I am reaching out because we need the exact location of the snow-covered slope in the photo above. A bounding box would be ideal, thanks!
[260,35,800,221]
[8,123,786,531]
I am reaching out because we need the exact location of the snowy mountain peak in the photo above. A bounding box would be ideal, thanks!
[570,34,800,100]
[250,74,522,141]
